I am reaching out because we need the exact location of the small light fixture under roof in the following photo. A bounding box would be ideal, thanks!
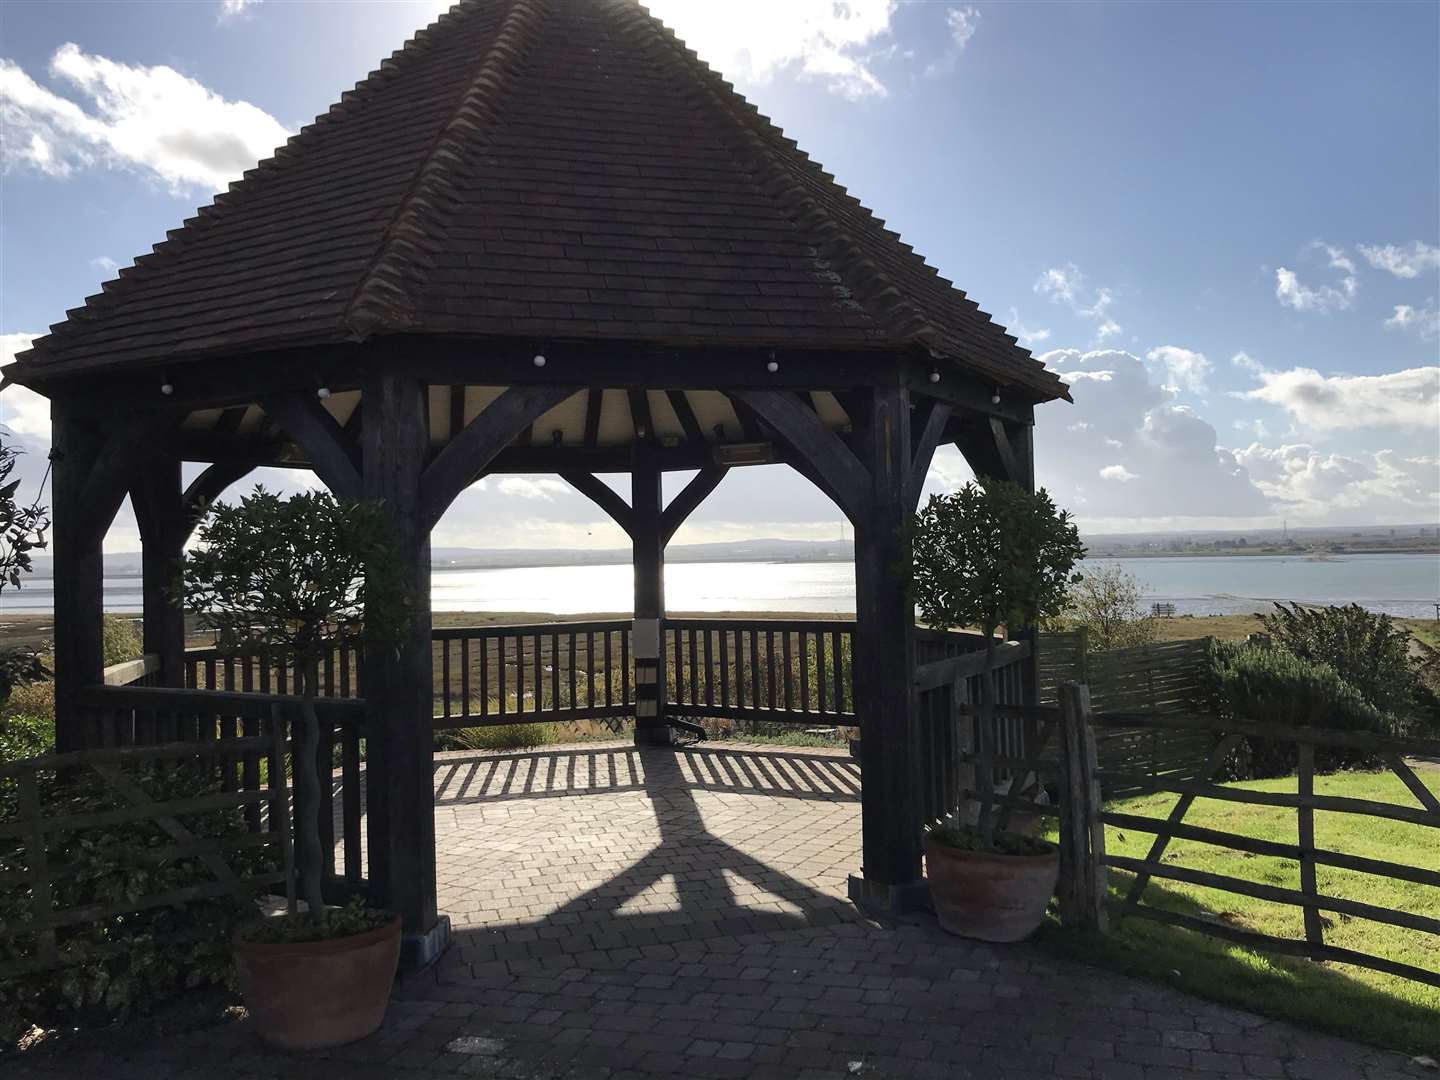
[929,369,940,384]
[991,388,1002,405]
[533,353,547,368]
[765,350,779,374]
[551,428,563,446]
[160,377,174,396]
[316,386,331,400]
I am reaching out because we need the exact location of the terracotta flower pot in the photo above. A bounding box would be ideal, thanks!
[925,835,1059,942]
[234,915,401,1050]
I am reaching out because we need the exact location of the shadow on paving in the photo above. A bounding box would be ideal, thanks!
[435,744,863,963]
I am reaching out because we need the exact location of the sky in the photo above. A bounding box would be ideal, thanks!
[1,0,1437,555]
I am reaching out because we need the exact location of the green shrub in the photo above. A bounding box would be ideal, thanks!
[0,712,53,764]
[101,616,142,668]
[1259,603,1417,717]
[0,763,273,1043]
[1199,641,1402,777]
[0,649,48,707]
[237,896,389,945]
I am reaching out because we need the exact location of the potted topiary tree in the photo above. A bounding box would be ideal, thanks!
[907,479,1084,941]
[178,486,412,1050]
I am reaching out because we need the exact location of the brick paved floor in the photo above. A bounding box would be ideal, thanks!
[13,742,1430,1080]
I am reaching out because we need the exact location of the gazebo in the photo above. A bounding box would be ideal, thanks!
[5,0,1068,958]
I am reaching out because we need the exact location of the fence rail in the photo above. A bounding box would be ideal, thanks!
[70,684,368,891]
[0,711,295,980]
[1091,710,1440,990]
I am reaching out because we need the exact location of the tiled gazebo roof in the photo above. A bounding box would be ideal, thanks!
[8,0,1067,402]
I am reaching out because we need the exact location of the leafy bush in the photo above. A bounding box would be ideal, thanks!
[101,616,142,668]
[928,822,1054,857]
[1199,641,1403,777]
[0,648,48,707]
[0,677,55,764]
[0,763,274,1043]
[1258,603,1418,718]
[1057,562,1157,652]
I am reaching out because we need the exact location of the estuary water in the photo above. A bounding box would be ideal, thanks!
[5,553,1438,619]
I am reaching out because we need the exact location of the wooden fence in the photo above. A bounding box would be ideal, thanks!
[70,685,368,891]
[1092,711,1440,988]
[0,719,293,979]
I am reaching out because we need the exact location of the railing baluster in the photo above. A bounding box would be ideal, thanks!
[831,629,843,715]
[480,634,490,718]
[320,718,336,879]
[497,634,507,718]
[816,633,828,715]
[719,629,730,709]
[552,630,561,714]
[621,625,631,708]
[704,628,714,707]
[604,629,613,708]
[688,628,699,706]
[750,630,760,710]
[460,637,470,718]
[586,632,596,710]
[442,639,452,722]
[799,631,811,714]
[340,642,351,698]
[765,629,776,712]
[533,630,543,714]
[342,721,362,882]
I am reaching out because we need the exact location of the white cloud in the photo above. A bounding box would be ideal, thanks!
[1004,307,1050,349]
[1035,264,1121,341]
[1274,267,1356,313]
[1235,443,1440,521]
[0,43,290,193]
[0,333,51,439]
[219,0,262,21]
[496,477,572,501]
[923,6,981,78]
[90,255,119,274]
[1240,366,1439,431]
[1357,241,1440,280]
[645,0,898,100]
[1035,348,1268,521]
[1145,345,1212,394]
[1384,303,1440,341]
[1230,350,1265,373]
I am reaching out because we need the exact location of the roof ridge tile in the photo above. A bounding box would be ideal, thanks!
[343,0,550,338]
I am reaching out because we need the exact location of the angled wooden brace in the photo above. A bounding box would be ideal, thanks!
[260,391,362,499]
[729,389,870,521]
[74,415,176,549]
[420,385,579,533]
[661,464,728,545]
[907,399,953,510]
[561,471,635,537]
[180,460,258,540]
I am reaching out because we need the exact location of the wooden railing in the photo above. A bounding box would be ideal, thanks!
[184,642,362,699]
[432,620,633,728]
[665,618,856,725]
[70,684,368,891]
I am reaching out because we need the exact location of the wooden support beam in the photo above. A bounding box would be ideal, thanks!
[130,455,186,688]
[360,372,439,941]
[730,389,869,521]
[560,471,634,536]
[260,391,361,498]
[908,399,953,510]
[180,460,255,539]
[660,464,728,545]
[849,382,924,904]
[631,439,668,746]
[51,401,106,752]
[627,388,653,439]
[583,389,603,447]
[447,386,465,444]
[74,414,168,549]
[419,385,577,533]
[666,390,705,444]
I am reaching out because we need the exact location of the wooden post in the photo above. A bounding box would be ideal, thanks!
[1058,681,1107,931]
[631,438,668,746]
[51,400,106,752]
[361,372,443,957]
[131,455,187,687]
[848,382,925,910]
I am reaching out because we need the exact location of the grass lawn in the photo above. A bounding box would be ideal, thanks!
[1039,768,1439,1055]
